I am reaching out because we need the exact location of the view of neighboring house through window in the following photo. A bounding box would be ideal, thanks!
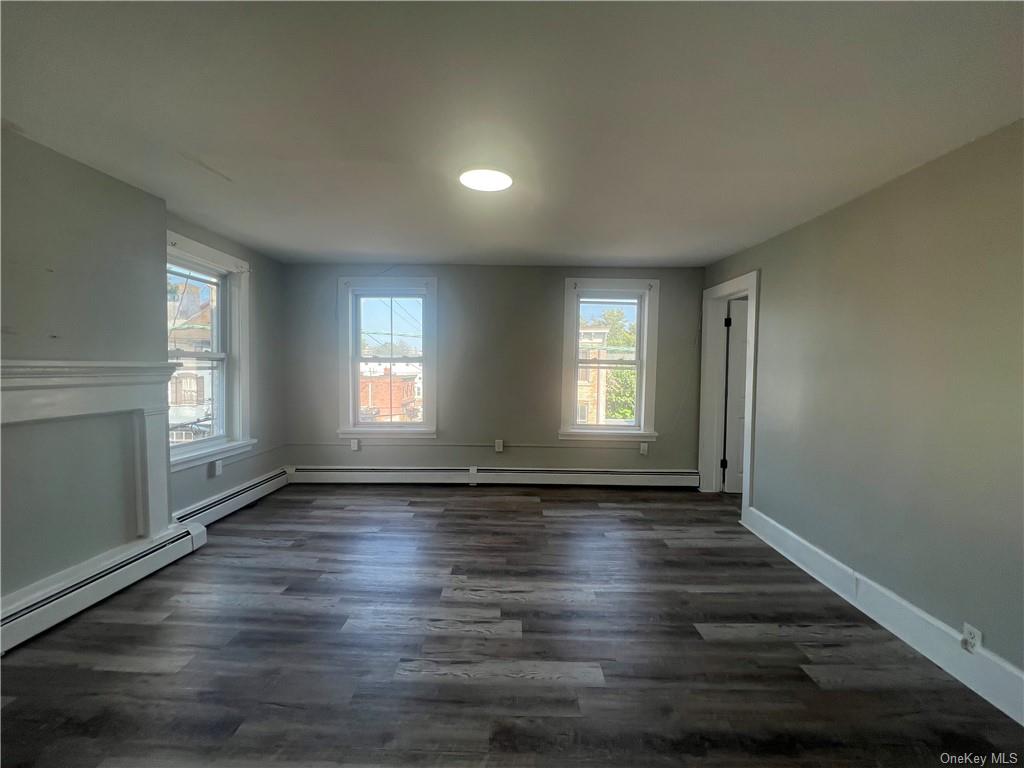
[167,263,225,445]
[357,295,424,424]
[561,278,659,439]
[576,297,641,426]
[339,276,437,436]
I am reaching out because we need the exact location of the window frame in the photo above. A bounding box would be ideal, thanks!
[559,277,659,442]
[166,231,255,471]
[338,276,438,438]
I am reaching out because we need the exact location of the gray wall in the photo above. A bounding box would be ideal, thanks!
[2,413,139,593]
[0,131,287,595]
[2,129,167,361]
[165,215,289,511]
[706,121,1023,665]
[284,264,704,470]
[1,130,168,594]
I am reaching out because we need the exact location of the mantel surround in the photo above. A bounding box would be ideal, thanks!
[0,359,204,651]
[1,359,179,537]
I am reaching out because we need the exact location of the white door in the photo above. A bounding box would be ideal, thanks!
[724,299,747,493]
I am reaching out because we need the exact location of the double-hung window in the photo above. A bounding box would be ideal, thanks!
[560,278,659,441]
[339,277,437,437]
[166,232,254,470]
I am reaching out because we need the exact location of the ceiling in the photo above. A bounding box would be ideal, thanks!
[2,2,1021,266]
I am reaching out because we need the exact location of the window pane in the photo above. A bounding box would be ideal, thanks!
[578,299,638,361]
[359,297,393,357]
[358,362,424,424]
[391,362,423,423]
[168,359,222,444]
[576,365,638,427]
[358,362,391,422]
[392,297,423,357]
[168,269,218,353]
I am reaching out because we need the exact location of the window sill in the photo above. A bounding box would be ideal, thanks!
[558,430,658,442]
[170,438,257,472]
[337,429,437,440]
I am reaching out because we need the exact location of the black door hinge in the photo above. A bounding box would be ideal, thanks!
[724,317,732,327]
[720,458,728,469]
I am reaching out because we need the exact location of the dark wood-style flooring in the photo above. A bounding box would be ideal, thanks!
[3,485,1021,767]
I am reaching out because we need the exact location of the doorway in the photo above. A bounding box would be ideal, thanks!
[698,271,759,512]
[723,298,748,493]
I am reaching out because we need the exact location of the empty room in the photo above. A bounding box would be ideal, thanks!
[1,2,1022,766]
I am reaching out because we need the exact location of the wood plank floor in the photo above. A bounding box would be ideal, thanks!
[3,485,1021,767]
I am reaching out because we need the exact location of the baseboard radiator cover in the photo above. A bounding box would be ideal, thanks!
[288,465,700,487]
[0,524,205,652]
[743,506,1024,725]
[174,468,289,527]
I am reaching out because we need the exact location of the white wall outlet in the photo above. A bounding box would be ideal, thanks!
[209,460,223,478]
[494,439,504,453]
[350,439,360,451]
[961,622,982,653]
[639,442,649,456]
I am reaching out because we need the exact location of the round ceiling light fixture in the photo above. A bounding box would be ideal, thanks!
[459,168,513,192]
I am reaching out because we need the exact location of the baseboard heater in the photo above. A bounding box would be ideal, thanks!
[289,466,700,487]
[1,524,204,652]
[175,468,289,527]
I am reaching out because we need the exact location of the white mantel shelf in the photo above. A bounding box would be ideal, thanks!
[1,359,179,390]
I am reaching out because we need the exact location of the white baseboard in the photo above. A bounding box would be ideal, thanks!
[0,523,205,652]
[173,468,289,527]
[288,465,700,487]
[743,505,1024,724]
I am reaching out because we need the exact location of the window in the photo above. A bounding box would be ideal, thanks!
[560,278,659,441]
[166,232,255,470]
[167,262,223,445]
[339,277,437,437]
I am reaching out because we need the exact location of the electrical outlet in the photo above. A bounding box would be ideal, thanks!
[350,439,360,451]
[639,442,649,456]
[209,459,223,478]
[494,439,504,453]
[961,622,982,653]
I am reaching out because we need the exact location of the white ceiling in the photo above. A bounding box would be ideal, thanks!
[2,2,1021,266]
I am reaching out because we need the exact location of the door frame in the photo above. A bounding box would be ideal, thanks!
[698,270,759,513]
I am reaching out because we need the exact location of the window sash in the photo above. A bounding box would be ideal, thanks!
[574,361,641,427]
[168,350,227,361]
[352,290,427,427]
[574,358,639,367]
[572,292,645,430]
[354,291,425,362]
[167,263,221,287]
[167,261,228,445]
[167,262,224,357]
[168,357,226,445]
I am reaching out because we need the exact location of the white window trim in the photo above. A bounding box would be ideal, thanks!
[559,277,659,442]
[166,231,255,471]
[337,276,438,438]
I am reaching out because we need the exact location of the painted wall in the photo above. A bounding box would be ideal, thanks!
[284,264,704,471]
[2,129,167,360]
[705,121,1024,665]
[1,413,139,593]
[0,131,287,595]
[165,215,289,511]
[1,130,167,594]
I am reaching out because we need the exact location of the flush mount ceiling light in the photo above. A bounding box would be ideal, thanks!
[459,168,513,192]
